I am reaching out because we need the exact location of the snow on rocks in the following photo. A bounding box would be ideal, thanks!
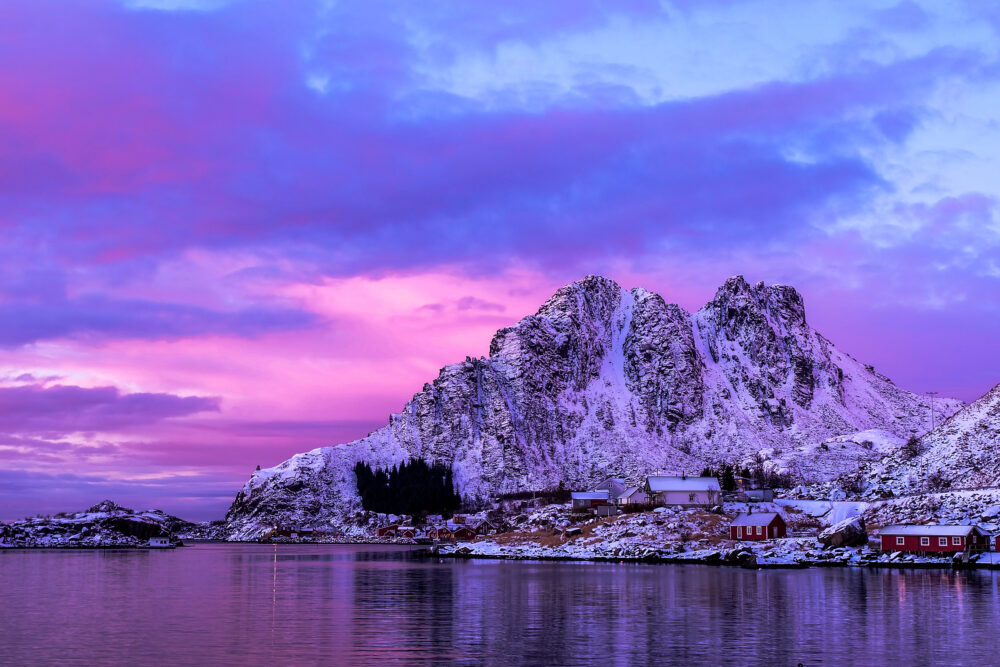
[0,501,191,548]
[818,516,867,548]
[225,275,958,537]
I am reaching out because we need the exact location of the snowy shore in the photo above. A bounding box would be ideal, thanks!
[428,497,1000,570]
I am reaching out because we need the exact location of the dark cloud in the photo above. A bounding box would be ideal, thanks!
[0,294,319,347]
[0,383,220,434]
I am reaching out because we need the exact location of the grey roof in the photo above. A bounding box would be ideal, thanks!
[571,491,611,500]
[879,525,982,537]
[646,476,721,492]
[617,486,643,499]
[731,512,781,527]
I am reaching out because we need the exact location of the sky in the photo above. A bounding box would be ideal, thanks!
[1,0,998,521]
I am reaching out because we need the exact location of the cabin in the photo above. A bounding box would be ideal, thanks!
[397,527,417,539]
[730,512,786,540]
[644,476,721,507]
[453,526,477,540]
[593,477,628,500]
[148,536,171,548]
[471,519,498,536]
[878,525,991,555]
[571,490,611,510]
[616,486,647,506]
[377,525,400,537]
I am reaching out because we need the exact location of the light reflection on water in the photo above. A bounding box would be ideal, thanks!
[2,544,999,666]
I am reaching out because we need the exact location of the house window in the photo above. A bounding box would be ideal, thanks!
[920,537,929,546]
[953,537,962,545]
[689,493,696,503]
[896,537,905,546]
[736,526,742,538]
[756,526,763,535]
[939,537,948,547]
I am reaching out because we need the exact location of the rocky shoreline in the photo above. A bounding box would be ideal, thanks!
[432,541,1000,570]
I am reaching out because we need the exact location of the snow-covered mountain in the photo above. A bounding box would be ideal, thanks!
[875,382,1000,492]
[226,275,960,538]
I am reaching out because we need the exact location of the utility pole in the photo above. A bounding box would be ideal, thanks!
[927,391,939,433]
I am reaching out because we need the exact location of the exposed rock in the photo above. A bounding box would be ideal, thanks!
[0,501,192,548]
[225,275,963,539]
[818,516,867,548]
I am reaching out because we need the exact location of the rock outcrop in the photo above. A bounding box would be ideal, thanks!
[818,515,868,548]
[0,500,194,548]
[226,275,961,539]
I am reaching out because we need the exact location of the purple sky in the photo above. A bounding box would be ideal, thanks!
[1,0,998,521]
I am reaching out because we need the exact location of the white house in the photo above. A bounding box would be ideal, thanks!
[643,476,721,507]
[616,486,647,505]
[149,536,171,548]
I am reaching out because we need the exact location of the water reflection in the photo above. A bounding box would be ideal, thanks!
[2,545,999,666]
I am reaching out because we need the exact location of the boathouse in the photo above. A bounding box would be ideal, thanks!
[149,536,171,548]
[730,512,786,540]
[878,525,990,554]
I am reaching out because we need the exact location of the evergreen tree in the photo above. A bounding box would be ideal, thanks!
[354,459,461,515]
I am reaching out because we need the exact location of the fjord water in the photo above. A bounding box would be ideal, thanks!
[3,545,1000,666]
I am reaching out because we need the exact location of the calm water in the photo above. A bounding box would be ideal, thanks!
[3,544,1000,666]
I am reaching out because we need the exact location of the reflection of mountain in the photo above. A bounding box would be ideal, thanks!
[227,275,959,538]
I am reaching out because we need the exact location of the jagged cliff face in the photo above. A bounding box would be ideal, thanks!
[226,275,960,538]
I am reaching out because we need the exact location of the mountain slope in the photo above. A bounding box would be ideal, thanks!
[876,382,1000,491]
[226,275,960,538]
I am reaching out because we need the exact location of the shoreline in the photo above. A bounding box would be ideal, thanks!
[430,542,1000,571]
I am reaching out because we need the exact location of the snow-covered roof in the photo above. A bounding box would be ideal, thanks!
[572,491,611,500]
[617,486,642,499]
[731,512,781,527]
[879,525,982,537]
[645,476,721,492]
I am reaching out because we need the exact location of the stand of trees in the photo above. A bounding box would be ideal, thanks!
[354,459,462,516]
[701,456,796,491]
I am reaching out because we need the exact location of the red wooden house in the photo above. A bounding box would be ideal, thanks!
[730,512,786,540]
[453,526,477,540]
[426,526,455,541]
[878,525,990,554]
[376,525,399,537]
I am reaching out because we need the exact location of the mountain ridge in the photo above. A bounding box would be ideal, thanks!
[225,274,962,538]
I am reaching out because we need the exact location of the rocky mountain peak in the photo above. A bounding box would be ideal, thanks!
[702,275,806,334]
[224,273,963,540]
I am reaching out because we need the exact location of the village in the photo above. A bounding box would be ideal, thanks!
[245,471,1000,570]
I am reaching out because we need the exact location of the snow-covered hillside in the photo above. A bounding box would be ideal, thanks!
[226,275,961,539]
[875,382,1000,492]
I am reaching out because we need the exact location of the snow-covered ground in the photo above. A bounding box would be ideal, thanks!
[433,497,1000,569]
